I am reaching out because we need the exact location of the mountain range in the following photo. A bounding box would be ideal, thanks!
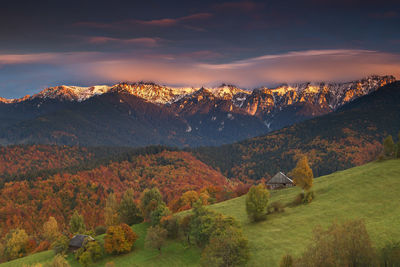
[0,75,396,147]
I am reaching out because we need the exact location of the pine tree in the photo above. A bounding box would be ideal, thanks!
[289,156,314,191]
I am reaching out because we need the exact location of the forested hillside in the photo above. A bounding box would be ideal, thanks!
[193,82,400,180]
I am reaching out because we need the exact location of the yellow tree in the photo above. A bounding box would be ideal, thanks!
[104,193,119,227]
[290,156,314,191]
[43,216,60,242]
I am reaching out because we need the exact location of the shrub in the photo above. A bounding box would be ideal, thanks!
[280,254,293,267]
[51,235,69,254]
[95,226,107,236]
[104,223,138,254]
[34,240,50,253]
[268,201,285,214]
[380,241,400,267]
[302,191,314,204]
[245,184,270,222]
[200,226,249,267]
[76,241,103,267]
[145,225,167,253]
[296,219,376,267]
[48,254,71,267]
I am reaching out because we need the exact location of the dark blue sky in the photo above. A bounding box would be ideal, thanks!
[1,0,399,98]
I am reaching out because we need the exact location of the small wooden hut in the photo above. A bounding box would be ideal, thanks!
[266,172,294,189]
[69,234,95,251]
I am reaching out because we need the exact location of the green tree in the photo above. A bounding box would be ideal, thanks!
[289,156,314,191]
[43,216,60,243]
[245,184,270,222]
[296,219,376,267]
[383,135,395,158]
[51,235,69,254]
[140,188,164,221]
[150,204,170,226]
[3,228,29,260]
[69,211,86,234]
[77,241,103,267]
[200,226,250,267]
[145,225,167,253]
[118,189,142,225]
[105,193,119,227]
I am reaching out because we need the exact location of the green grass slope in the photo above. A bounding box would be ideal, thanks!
[210,158,400,266]
[1,223,200,267]
[2,159,399,266]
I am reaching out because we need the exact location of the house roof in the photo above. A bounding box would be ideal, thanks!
[69,234,94,248]
[266,172,293,184]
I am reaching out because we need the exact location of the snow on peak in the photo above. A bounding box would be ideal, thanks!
[32,85,111,101]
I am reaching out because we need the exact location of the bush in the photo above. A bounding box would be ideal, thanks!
[76,241,103,267]
[268,201,285,214]
[104,223,138,254]
[302,191,314,204]
[51,235,69,254]
[245,184,270,222]
[200,226,249,267]
[292,191,314,206]
[296,219,376,267]
[48,254,71,267]
[95,226,107,236]
[34,240,51,253]
[380,241,400,267]
[280,254,293,267]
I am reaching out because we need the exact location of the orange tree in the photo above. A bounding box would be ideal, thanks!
[104,223,138,254]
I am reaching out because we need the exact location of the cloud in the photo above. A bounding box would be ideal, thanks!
[214,1,264,12]
[1,49,399,97]
[88,49,400,88]
[86,37,162,47]
[74,13,213,30]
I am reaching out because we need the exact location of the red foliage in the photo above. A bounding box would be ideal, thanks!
[0,150,234,237]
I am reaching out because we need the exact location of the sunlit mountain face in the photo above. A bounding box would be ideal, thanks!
[0,75,395,147]
[0,0,399,99]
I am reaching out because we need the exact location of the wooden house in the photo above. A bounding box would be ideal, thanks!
[266,172,294,189]
[69,234,95,251]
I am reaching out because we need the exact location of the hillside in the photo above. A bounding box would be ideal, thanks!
[3,159,400,266]
[193,81,400,180]
[0,150,233,237]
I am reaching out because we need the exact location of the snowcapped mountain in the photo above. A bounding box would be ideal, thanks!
[0,75,396,147]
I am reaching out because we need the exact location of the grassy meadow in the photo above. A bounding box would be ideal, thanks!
[2,159,400,266]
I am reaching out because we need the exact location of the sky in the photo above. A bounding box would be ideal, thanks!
[0,0,400,98]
